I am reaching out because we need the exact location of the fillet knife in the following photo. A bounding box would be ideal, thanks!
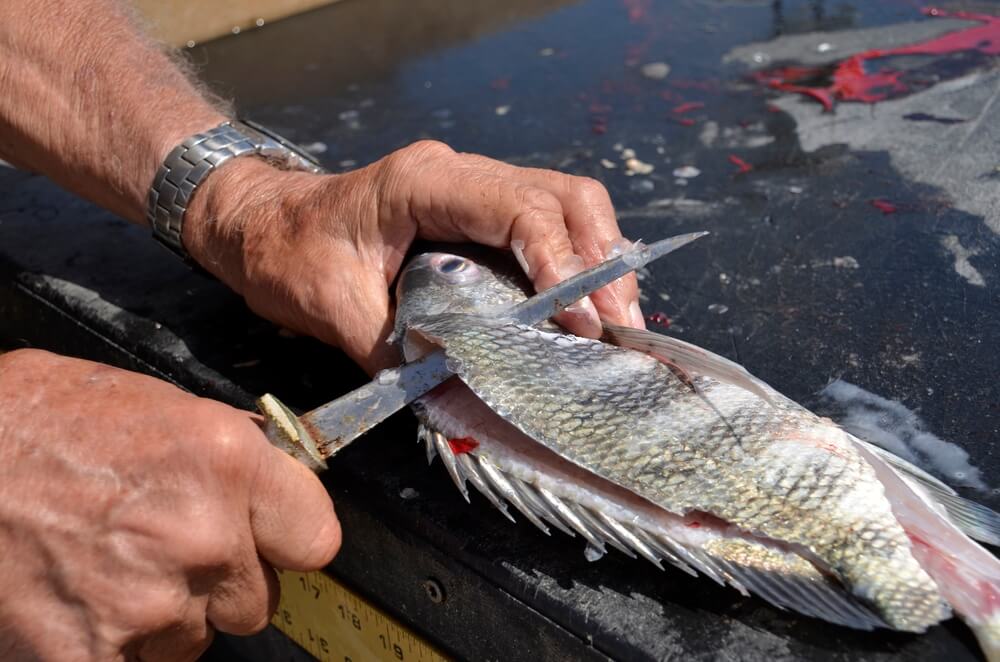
[259,231,708,471]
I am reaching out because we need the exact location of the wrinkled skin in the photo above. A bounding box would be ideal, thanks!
[184,140,643,374]
[0,350,341,661]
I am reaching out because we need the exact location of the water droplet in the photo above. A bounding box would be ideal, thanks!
[399,487,419,500]
[445,357,463,373]
[708,303,729,314]
[584,544,606,562]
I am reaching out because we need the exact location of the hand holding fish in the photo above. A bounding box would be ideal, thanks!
[180,141,643,374]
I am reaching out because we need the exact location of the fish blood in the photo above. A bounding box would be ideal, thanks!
[756,8,1000,110]
[870,198,898,215]
[447,437,479,455]
[728,154,753,174]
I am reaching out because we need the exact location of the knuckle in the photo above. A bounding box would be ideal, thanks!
[193,401,261,470]
[126,585,191,633]
[385,139,453,172]
[572,176,611,203]
[516,185,561,216]
[408,139,454,159]
[217,591,272,635]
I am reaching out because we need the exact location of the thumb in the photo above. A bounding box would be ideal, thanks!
[314,256,399,376]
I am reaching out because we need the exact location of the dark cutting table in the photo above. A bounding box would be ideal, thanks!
[2,1,998,660]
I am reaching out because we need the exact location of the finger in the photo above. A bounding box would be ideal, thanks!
[310,252,401,375]
[508,203,603,338]
[463,157,643,329]
[390,154,602,336]
[133,611,214,662]
[206,552,280,635]
[249,445,341,572]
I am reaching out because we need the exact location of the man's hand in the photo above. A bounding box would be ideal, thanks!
[184,141,644,374]
[0,349,341,660]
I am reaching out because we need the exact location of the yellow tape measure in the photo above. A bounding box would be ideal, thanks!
[272,569,450,662]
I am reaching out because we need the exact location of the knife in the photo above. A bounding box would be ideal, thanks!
[259,231,708,471]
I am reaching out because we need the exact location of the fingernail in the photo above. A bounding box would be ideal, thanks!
[510,239,531,277]
[605,237,637,260]
[629,301,647,329]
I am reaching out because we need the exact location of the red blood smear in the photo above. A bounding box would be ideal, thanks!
[447,437,479,455]
[591,121,608,135]
[674,117,696,127]
[870,198,898,214]
[728,154,753,173]
[672,101,705,114]
[687,521,702,529]
[756,8,1000,110]
[646,311,671,327]
[490,77,510,90]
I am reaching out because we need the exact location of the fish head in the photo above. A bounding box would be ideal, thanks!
[393,248,530,358]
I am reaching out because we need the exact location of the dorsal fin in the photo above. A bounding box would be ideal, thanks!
[602,323,773,404]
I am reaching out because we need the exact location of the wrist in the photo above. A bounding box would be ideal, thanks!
[181,156,326,290]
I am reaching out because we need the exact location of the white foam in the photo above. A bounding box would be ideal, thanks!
[819,379,988,490]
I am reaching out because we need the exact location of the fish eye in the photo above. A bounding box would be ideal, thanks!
[430,253,482,284]
[439,257,467,274]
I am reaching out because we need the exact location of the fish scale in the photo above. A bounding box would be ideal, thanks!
[410,312,948,632]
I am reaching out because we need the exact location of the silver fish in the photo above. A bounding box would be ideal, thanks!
[393,248,1000,659]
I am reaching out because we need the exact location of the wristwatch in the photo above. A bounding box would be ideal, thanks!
[147,119,326,262]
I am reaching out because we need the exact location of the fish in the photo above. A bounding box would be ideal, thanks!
[392,247,1000,660]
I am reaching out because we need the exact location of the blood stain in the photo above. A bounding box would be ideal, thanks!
[870,198,899,215]
[755,8,1000,110]
[672,101,705,114]
[728,154,753,173]
[646,311,671,327]
[448,437,479,455]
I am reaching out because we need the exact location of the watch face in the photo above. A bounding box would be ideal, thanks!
[238,119,323,170]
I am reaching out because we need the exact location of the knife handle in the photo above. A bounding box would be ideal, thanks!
[257,394,328,472]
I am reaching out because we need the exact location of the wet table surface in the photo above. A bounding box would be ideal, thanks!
[1,0,999,660]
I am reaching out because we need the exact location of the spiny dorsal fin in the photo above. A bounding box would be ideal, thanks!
[602,323,773,404]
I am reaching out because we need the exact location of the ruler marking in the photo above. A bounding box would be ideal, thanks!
[272,569,449,662]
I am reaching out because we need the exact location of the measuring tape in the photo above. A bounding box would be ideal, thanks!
[272,568,450,662]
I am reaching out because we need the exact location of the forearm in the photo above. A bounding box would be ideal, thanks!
[0,0,226,223]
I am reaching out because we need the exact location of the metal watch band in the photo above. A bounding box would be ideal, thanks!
[147,120,325,262]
